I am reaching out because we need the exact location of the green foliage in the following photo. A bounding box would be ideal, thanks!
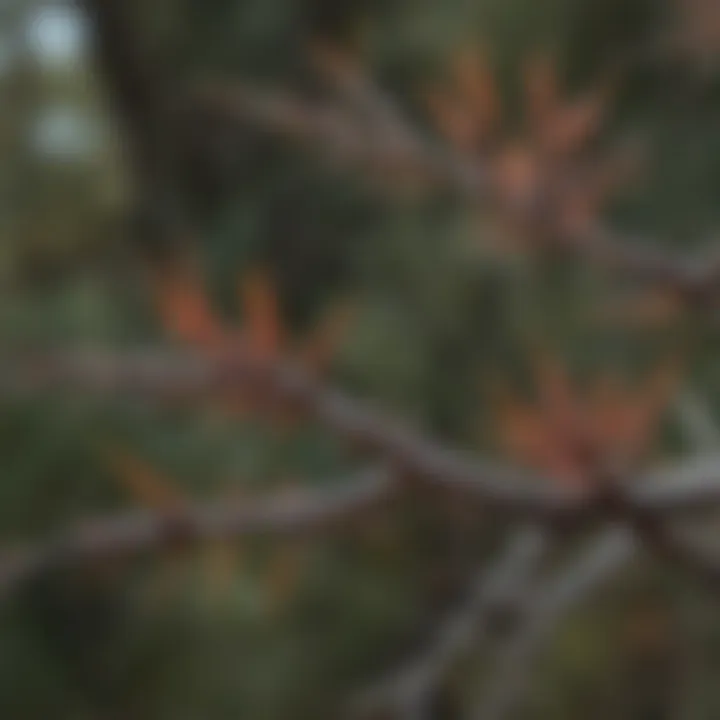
[3,0,720,717]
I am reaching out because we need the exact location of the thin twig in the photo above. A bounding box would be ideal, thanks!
[472,528,637,720]
[629,453,720,513]
[196,82,492,192]
[0,467,394,599]
[676,389,720,450]
[350,528,549,719]
[7,347,720,521]
[473,395,720,720]
[196,81,720,298]
[671,390,720,719]
[0,346,585,519]
[626,392,720,590]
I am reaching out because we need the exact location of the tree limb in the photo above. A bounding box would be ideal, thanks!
[0,346,584,519]
[350,528,549,719]
[471,528,637,720]
[0,466,394,599]
[7,346,720,522]
[195,80,720,299]
[620,393,720,590]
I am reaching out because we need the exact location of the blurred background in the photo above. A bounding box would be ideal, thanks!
[3,0,720,718]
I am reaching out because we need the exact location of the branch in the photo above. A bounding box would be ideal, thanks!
[625,392,720,591]
[628,453,720,513]
[628,513,720,589]
[8,346,720,520]
[196,82,483,194]
[0,346,583,519]
[350,528,549,719]
[669,392,720,718]
[195,80,720,298]
[0,467,394,599]
[8,345,720,526]
[309,46,420,148]
[472,527,637,720]
[423,406,720,720]
[676,389,720,450]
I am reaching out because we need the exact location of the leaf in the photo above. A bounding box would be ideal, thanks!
[155,264,227,349]
[425,46,500,153]
[239,268,285,361]
[523,53,609,157]
[450,46,500,142]
[489,378,587,487]
[533,352,585,441]
[489,352,680,487]
[539,89,608,157]
[492,145,539,204]
[425,85,482,152]
[108,448,252,597]
[496,403,582,485]
[523,53,560,130]
[106,448,187,512]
